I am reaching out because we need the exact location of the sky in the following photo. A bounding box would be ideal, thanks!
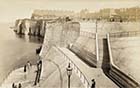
[0,0,140,22]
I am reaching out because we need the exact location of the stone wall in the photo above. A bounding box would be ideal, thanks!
[69,32,97,67]
[40,21,80,58]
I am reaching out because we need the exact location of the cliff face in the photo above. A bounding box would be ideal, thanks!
[14,19,46,37]
[14,19,26,34]
[28,20,46,37]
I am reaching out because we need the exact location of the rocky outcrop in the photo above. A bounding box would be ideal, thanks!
[14,19,46,37]
[28,20,46,37]
[14,19,26,34]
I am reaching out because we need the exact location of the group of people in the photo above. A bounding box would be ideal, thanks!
[12,61,32,88]
[91,79,96,88]
[11,44,96,88]
[11,45,43,88]
[34,57,42,86]
[24,56,42,86]
[11,56,42,88]
[24,61,32,72]
[24,54,42,86]
[12,83,22,88]
[23,61,32,80]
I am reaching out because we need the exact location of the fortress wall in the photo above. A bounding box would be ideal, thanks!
[40,22,80,58]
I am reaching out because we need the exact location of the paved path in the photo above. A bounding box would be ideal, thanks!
[0,47,84,88]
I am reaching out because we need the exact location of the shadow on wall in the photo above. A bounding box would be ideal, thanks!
[101,39,110,71]
[101,38,121,87]
[69,45,97,68]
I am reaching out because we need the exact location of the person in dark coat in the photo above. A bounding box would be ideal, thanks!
[37,60,42,83]
[91,79,96,88]
[18,83,22,88]
[34,58,42,85]
[36,45,42,54]
[24,65,27,80]
[12,83,15,88]
[24,65,26,72]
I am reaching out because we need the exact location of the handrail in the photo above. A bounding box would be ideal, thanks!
[55,46,91,88]
[95,33,99,64]
[109,31,140,38]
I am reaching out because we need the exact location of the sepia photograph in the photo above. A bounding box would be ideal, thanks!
[0,0,140,88]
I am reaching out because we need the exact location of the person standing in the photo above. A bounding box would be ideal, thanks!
[91,79,96,88]
[23,65,27,80]
[37,60,42,83]
[27,61,32,70]
[12,83,15,88]
[24,65,26,73]
[34,63,38,85]
[18,83,22,88]
[34,57,42,86]
[26,61,32,80]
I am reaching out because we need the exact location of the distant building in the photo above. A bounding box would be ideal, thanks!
[31,7,140,22]
[31,10,75,20]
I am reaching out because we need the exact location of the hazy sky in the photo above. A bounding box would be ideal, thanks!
[0,0,140,22]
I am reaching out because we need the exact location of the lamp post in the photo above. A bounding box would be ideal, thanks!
[95,19,97,33]
[66,63,73,88]
[96,18,100,33]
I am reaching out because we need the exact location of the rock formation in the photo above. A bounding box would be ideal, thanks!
[14,19,47,37]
